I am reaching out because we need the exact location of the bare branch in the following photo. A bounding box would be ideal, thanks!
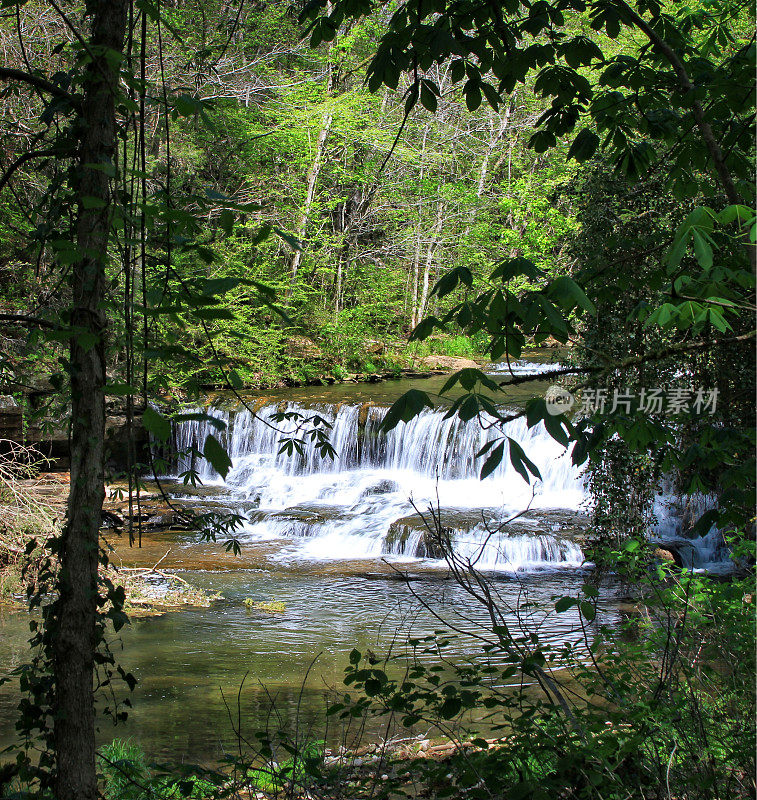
[0,148,66,195]
[0,313,58,329]
[0,66,77,105]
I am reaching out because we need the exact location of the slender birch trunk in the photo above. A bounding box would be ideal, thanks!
[334,203,345,318]
[461,99,514,240]
[289,4,336,292]
[289,109,333,287]
[410,122,430,329]
[417,203,444,323]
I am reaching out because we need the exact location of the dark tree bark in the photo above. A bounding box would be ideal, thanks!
[50,2,128,799]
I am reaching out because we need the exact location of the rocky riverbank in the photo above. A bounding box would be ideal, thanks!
[0,472,220,614]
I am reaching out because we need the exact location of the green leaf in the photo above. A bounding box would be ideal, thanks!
[480,81,500,110]
[420,82,437,112]
[508,438,542,483]
[228,369,244,389]
[543,412,570,447]
[192,307,236,320]
[555,596,575,612]
[75,331,99,352]
[439,696,462,718]
[465,80,482,111]
[691,228,713,269]
[432,266,473,298]
[491,257,541,282]
[273,227,302,251]
[717,204,754,227]
[579,601,596,621]
[380,390,433,432]
[218,209,234,235]
[83,161,116,177]
[450,59,466,83]
[201,277,242,296]
[142,406,171,442]
[567,128,599,162]
[480,441,504,479]
[173,412,226,432]
[410,315,444,340]
[105,381,140,396]
[81,195,107,209]
[549,276,596,314]
[203,434,232,479]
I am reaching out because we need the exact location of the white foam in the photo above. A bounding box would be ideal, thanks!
[170,402,586,570]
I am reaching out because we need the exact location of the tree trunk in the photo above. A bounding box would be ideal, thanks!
[417,204,444,323]
[289,12,337,293]
[289,109,332,288]
[460,100,513,242]
[410,122,430,329]
[334,202,345,319]
[51,2,127,799]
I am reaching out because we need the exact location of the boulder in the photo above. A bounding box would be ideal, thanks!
[420,355,478,370]
[360,479,400,497]
[286,336,322,359]
[0,396,22,441]
[653,547,677,564]
[384,522,445,559]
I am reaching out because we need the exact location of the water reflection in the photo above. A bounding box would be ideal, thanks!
[0,565,615,763]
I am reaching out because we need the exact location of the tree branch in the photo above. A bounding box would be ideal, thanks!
[0,66,77,105]
[615,1,739,205]
[0,313,58,329]
[0,148,66,195]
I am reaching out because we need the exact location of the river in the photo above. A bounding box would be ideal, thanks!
[0,354,718,764]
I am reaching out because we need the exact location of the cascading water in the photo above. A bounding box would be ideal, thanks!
[170,401,587,571]
[488,360,562,376]
[652,490,730,570]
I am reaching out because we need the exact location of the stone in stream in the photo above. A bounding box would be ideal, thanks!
[360,479,400,497]
[420,355,478,370]
[649,539,699,568]
[385,508,588,560]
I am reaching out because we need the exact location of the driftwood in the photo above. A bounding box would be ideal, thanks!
[116,549,190,586]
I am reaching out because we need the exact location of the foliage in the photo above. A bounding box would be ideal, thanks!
[0,0,752,798]
[245,739,325,795]
[315,0,756,538]
[99,740,219,800]
[327,534,755,800]
[0,442,58,604]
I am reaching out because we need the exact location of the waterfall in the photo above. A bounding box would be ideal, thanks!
[171,400,733,571]
[488,359,562,375]
[175,403,580,493]
[169,401,587,571]
[652,491,730,570]
[385,525,584,572]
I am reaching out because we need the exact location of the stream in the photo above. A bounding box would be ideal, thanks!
[0,354,725,763]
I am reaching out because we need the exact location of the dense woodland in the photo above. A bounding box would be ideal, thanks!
[0,0,585,388]
[0,0,754,799]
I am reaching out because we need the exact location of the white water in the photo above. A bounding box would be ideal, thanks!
[488,360,562,376]
[169,400,732,572]
[171,402,586,571]
[652,491,730,570]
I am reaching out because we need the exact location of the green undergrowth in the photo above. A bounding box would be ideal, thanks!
[99,740,219,800]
